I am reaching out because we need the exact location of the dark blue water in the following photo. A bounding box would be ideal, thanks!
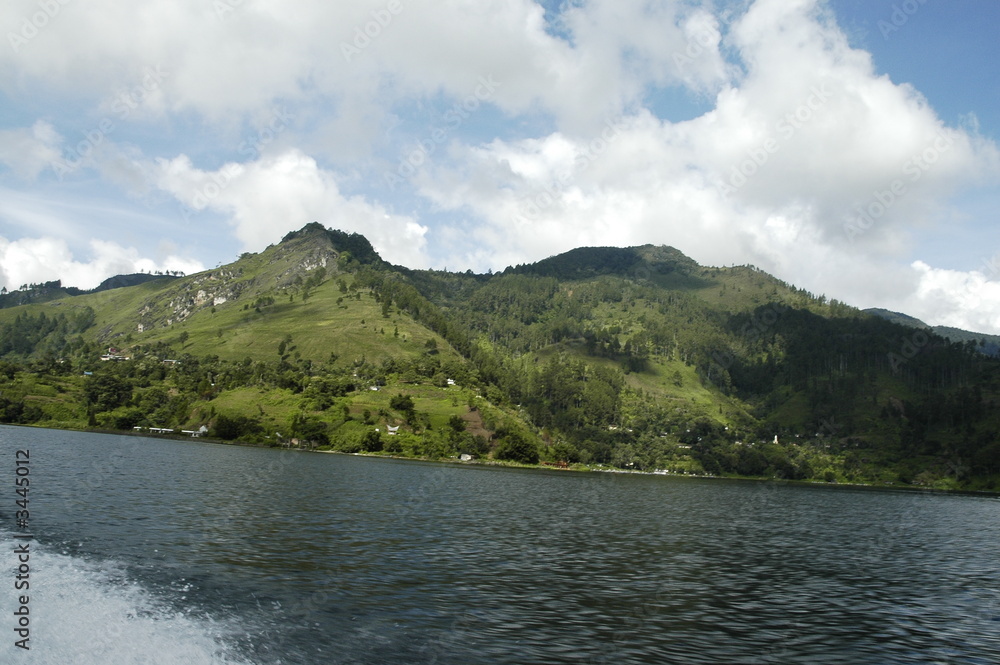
[1,425,998,664]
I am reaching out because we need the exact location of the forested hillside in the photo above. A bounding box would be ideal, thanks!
[0,223,997,491]
[866,307,1000,358]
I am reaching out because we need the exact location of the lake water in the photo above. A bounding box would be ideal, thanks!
[1,425,998,664]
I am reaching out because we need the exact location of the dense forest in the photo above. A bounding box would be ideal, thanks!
[0,223,997,491]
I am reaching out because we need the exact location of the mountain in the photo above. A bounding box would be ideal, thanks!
[0,279,82,308]
[865,308,1000,358]
[0,273,180,309]
[0,223,997,491]
[93,273,180,292]
[863,307,930,329]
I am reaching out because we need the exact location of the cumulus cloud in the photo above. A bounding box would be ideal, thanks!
[413,0,1000,332]
[902,261,1000,334]
[0,121,62,180]
[0,0,726,134]
[153,149,430,266]
[2,0,999,333]
[0,235,204,291]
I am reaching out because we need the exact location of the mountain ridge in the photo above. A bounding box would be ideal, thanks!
[0,223,997,491]
[864,308,1000,357]
[0,273,181,309]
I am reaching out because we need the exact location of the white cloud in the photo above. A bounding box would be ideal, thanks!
[901,261,1000,334]
[411,0,1000,332]
[153,149,429,266]
[0,121,62,180]
[0,235,204,291]
[2,0,999,333]
[0,0,727,134]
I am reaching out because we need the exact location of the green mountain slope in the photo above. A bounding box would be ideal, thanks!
[4,224,455,365]
[863,307,931,329]
[1,223,997,490]
[865,308,1000,357]
[0,273,181,309]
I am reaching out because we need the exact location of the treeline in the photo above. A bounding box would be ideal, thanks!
[0,274,185,310]
[0,236,997,490]
[0,308,96,358]
[394,263,1000,487]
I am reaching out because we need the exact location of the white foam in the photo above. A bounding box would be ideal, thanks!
[1,532,258,665]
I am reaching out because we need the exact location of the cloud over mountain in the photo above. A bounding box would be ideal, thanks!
[1,0,998,331]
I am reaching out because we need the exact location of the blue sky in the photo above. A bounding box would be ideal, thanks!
[1,0,999,333]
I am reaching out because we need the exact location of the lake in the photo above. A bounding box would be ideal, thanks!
[1,425,998,664]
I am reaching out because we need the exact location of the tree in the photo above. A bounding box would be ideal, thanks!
[212,413,262,441]
[551,441,580,464]
[278,336,291,356]
[296,417,330,447]
[83,374,132,412]
[0,361,17,380]
[447,414,466,434]
[494,430,539,464]
[390,393,415,413]
[361,429,383,452]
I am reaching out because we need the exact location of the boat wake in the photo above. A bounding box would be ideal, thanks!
[0,530,258,665]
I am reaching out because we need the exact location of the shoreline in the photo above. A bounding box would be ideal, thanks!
[5,422,998,498]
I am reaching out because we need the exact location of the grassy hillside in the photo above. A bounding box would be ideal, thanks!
[1,225,460,366]
[0,223,997,490]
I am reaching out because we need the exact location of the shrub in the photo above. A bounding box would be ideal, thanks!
[494,431,539,464]
[297,417,330,446]
[389,393,414,412]
[361,429,383,452]
[213,413,262,441]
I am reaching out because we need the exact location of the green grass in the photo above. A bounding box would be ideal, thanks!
[533,342,754,429]
[203,387,303,426]
[1,372,87,425]
[186,378,482,443]
[161,287,453,364]
[0,237,465,368]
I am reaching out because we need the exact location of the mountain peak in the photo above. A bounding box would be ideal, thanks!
[279,223,383,266]
[507,244,699,280]
[863,308,930,329]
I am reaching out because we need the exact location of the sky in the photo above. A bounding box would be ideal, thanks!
[1,0,999,334]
